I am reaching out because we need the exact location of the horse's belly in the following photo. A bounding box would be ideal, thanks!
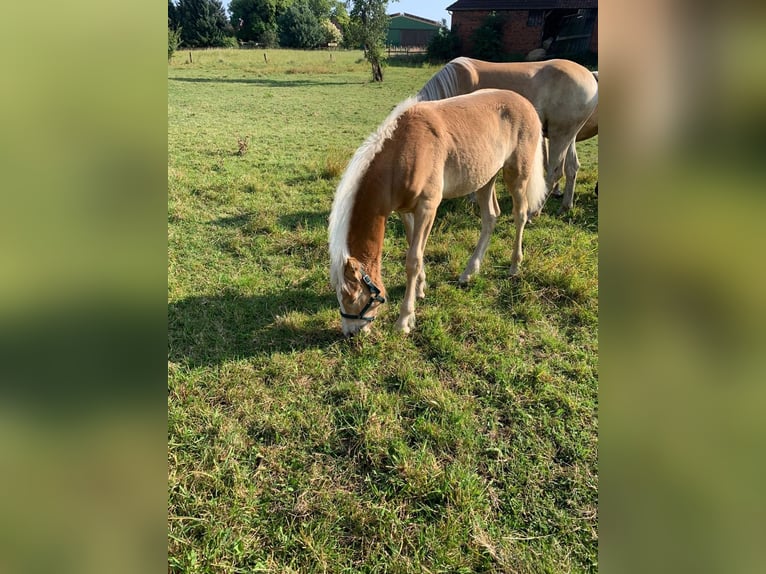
[441,163,500,200]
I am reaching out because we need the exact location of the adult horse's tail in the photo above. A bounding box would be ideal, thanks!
[417,57,472,101]
[526,131,548,215]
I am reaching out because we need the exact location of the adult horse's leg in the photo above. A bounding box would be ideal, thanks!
[544,138,563,197]
[459,179,499,285]
[400,211,427,299]
[560,141,582,212]
[532,133,569,217]
[396,201,438,333]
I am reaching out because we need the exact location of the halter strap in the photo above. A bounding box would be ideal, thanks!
[340,268,386,322]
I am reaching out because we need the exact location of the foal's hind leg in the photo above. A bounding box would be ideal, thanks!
[459,179,499,285]
[503,166,530,277]
[560,141,581,212]
[400,211,427,299]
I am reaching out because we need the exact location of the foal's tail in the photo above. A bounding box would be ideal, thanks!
[525,131,548,215]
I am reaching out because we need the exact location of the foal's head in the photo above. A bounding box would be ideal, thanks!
[334,257,386,337]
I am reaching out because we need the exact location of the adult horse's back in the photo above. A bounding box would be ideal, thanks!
[418,57,597,212]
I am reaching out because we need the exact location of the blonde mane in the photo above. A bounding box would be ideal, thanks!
[417,57,473,101]
[328,97,418,289]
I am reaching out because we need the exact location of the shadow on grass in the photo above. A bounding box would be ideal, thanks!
[278,210,329,230]
[211,212,256,228]
[386,55,430,68]
[492,182,598,233]
[168,288,340,367]
[169,77,363,88]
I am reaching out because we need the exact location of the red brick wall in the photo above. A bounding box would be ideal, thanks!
[452,10,544,58]
[503,12,543,56]
[451,10,492,56]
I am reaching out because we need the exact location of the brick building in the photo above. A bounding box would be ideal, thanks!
[446,0,597,60]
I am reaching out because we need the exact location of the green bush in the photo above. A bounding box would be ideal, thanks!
[321,19,342,45]
[260,28,279,48]
[168,26,182,61]
[222,35,239,48]
[426,25,462,63]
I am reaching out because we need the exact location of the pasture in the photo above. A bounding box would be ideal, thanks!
[168,49,598,573]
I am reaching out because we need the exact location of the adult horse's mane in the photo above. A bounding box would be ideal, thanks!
[417,57,472,101]
[328,97,418,291]
[416,57,598,213]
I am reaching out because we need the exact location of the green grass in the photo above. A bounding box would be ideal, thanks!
[168,48,598,573]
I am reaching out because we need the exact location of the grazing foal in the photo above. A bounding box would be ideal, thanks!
[328,89,547,336]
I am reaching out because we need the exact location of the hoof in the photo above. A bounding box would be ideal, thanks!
[395,315,415,333]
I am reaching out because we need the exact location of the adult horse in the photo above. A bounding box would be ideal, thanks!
[328,89,547,336]
[417,57,598,213]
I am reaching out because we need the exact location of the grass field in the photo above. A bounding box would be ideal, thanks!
[168,48,598,573]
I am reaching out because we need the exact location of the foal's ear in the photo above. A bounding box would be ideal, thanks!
[342,257,363,298]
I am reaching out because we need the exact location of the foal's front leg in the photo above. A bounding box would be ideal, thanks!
[396,205,437,333]
[400,211,426,299]
[459,180,499,285]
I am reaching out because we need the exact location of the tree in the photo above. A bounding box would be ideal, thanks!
[229,0,291,45]
[176,0,232,48]
[169,0,179,28]
[331,3,351,47]
[169,0,182,60]
[306,0,333,19]
[168,26,182,60]
[278,1,325,49]
[426,25,462,63]
[346,0,393,82]
[471,12,506,61]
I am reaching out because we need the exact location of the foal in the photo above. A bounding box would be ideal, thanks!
[328,89,547,336]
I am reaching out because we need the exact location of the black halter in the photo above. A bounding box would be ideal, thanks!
[340,270,386,322]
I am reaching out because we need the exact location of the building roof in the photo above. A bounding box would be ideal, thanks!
[388,12,443,27]
[446,0,597,10]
